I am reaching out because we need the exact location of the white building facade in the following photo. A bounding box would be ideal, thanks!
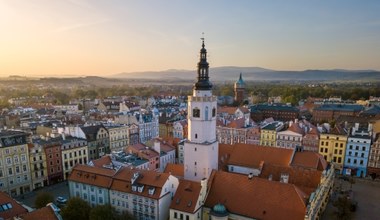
[184,39,218,182]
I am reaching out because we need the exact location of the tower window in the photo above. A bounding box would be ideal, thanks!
[195,134,198,139]
[205,106,209,120]
[195,147,197,151]
[212,107,216,117]
[193,108,200,118]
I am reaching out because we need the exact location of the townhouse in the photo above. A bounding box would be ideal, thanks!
[0,131,32,196]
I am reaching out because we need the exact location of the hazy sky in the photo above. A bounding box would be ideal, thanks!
[1,0,380,77]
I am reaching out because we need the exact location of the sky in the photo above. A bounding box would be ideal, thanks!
[1,0,380,77]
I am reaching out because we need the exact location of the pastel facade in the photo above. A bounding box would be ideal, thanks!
[319,128,348,172]
[343,128,371,177]
[106,125,129,151]
[0,131,32,196]
[260,122,284,147]
[61,137,88,180]
[28,142,48,189]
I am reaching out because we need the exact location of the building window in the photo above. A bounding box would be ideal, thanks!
[362,146,366,151]
[193,108,200,118]
[212,107,216,117]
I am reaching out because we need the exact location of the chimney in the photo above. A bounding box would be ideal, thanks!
[153,139,161,154]
[62,133,66,140]
[355,123,359,131]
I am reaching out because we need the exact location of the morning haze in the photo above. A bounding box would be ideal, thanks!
[1,0,380,77]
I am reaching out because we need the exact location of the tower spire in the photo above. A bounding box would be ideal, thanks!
[194,35,212,90]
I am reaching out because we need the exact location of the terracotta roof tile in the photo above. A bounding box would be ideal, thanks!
[0,191,28,219]
[218,107,238,115]
[170,179,201,213]
[127,144,159,159]
[259,164,322,197]
[288,123,305,135]
[110,167,169,199]
[68,164,116,188]
[226,118,245,128]
[90,155,112,168]
[164,163,184,178]
[291,151,327,171]
[205,171,306,220]
[224,143,293,168]
[18,206,59,220]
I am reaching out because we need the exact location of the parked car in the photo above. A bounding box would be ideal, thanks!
[56,196,67,204]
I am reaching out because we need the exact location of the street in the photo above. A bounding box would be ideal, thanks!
[322,177,380,220]
[15,181,70,209]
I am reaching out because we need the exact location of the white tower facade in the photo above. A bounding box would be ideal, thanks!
[184,39,219,182]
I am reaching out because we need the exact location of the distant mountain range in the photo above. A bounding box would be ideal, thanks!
[111,66,380,82]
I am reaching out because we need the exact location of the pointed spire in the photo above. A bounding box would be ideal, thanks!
[194,36,212,90]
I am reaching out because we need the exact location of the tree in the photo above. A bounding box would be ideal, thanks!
[89,205,136,220]
[89,205,115,220]
[61,197,91,220]
[333,195,352,220]
[34,192,54,208]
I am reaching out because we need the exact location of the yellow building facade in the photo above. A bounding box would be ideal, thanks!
[319,133,347,172]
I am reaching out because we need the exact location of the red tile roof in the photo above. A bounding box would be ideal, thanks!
[205,171,307,220]
[18,205,59,220]
[68,164,116,188]
[225,143,293,168]
[0,191,28,219]
[259,164,322,197]
[164,163,184,178]
[170,179,201,213]
[291,151,327,171]
[127,144,159,159]
[110,167,170,199]
[90,155,112,168]
[288,123,305,135]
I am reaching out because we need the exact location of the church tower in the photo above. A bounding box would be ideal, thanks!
[234,72,246,104]
[184,38,218,182]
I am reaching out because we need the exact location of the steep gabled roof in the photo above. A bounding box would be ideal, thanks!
[164,163,184,178]
[0,191,28,219]
[170,179,201,213]
[291,151,327,171]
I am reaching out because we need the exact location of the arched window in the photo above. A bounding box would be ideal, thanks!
[212,107,216,117]
[193,108,200,118]
[195,134,198,139]
[205,106,209,121]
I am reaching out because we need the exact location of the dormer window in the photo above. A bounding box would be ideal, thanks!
[138,185,144,193]
[132,185,137,192]
[148,187,155,195]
